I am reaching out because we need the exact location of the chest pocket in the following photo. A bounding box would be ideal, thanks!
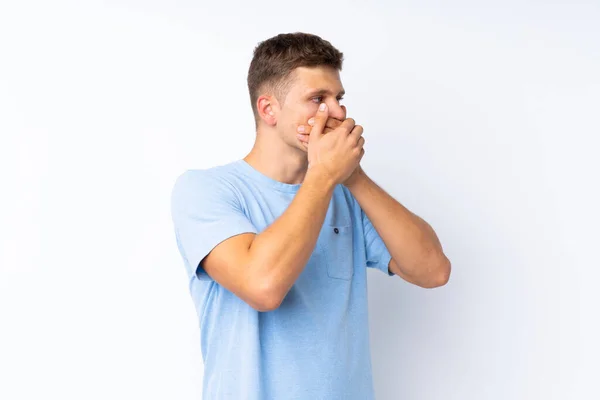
[320,222,355,280]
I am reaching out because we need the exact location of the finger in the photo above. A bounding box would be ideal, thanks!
[297,124,308,134]
[298,123,312,135]
[296,133,309,144]
[336,118,356,136]
[309,103,329,142]
[357,136,365,149]
[299,120,339,136]
[308,117,342,129]
[299,133,311,149]
[327,118,343,130]
[296,126,335,144]
[347,122,362,141]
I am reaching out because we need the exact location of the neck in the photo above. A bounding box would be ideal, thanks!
[243,126,309,185]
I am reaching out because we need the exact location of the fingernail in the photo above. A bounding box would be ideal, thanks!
[297,125,305,133]
[308,118,315,126]
[319,103,326,111]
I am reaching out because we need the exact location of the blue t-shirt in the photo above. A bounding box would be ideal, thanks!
[170,159,393,400]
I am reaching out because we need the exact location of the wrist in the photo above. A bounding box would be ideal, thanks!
[305,165,337,191]
[344,166,367,191]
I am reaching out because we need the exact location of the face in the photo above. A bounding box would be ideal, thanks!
[260,66,347,152]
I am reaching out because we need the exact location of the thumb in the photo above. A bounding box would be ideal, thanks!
[309,103,329,142]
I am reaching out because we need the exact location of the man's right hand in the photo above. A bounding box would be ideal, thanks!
[306,103,365,185]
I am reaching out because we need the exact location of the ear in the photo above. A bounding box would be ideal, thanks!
[257,95,279,126]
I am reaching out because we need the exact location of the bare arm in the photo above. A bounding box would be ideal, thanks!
[297,115,450,288]
[202,103,363,311]
[201,168,335,311]
[346,167,451,288]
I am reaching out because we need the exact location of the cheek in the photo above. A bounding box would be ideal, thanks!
[289,115,312,132]
[296,104,319,125]
[281,103,318,131]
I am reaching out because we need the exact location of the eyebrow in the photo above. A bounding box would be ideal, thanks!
[306,88,346,98]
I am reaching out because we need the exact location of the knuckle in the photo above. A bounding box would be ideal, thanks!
[342,120,355,133]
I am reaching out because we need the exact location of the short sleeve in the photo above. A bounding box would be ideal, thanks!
[362,208,394,276]
[170,170,258,281]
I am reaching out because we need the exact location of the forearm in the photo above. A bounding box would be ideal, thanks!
[347,170,450,286]
[248,167,335,300]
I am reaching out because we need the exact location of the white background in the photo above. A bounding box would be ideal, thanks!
[1,1,598,399]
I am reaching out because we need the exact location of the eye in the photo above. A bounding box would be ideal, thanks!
[311,96,344,104]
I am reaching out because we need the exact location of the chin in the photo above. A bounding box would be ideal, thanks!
[291,138,308,153]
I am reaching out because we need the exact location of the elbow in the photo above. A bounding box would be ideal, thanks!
[422,256,451,289]
[433,257,452,287]
[248,279,286,312]
[252,294,284,312]
[240,255,288,311]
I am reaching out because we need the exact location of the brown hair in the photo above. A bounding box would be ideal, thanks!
[247,32,344,123]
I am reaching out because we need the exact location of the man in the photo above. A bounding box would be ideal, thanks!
[171,32,450,399]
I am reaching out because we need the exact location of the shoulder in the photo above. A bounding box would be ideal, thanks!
[171,162,242,209]
[172,162,240,194]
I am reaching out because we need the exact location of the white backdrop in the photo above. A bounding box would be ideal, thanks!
[1,1,598,399]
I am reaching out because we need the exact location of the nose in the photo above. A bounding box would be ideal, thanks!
[326,100,346,121]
